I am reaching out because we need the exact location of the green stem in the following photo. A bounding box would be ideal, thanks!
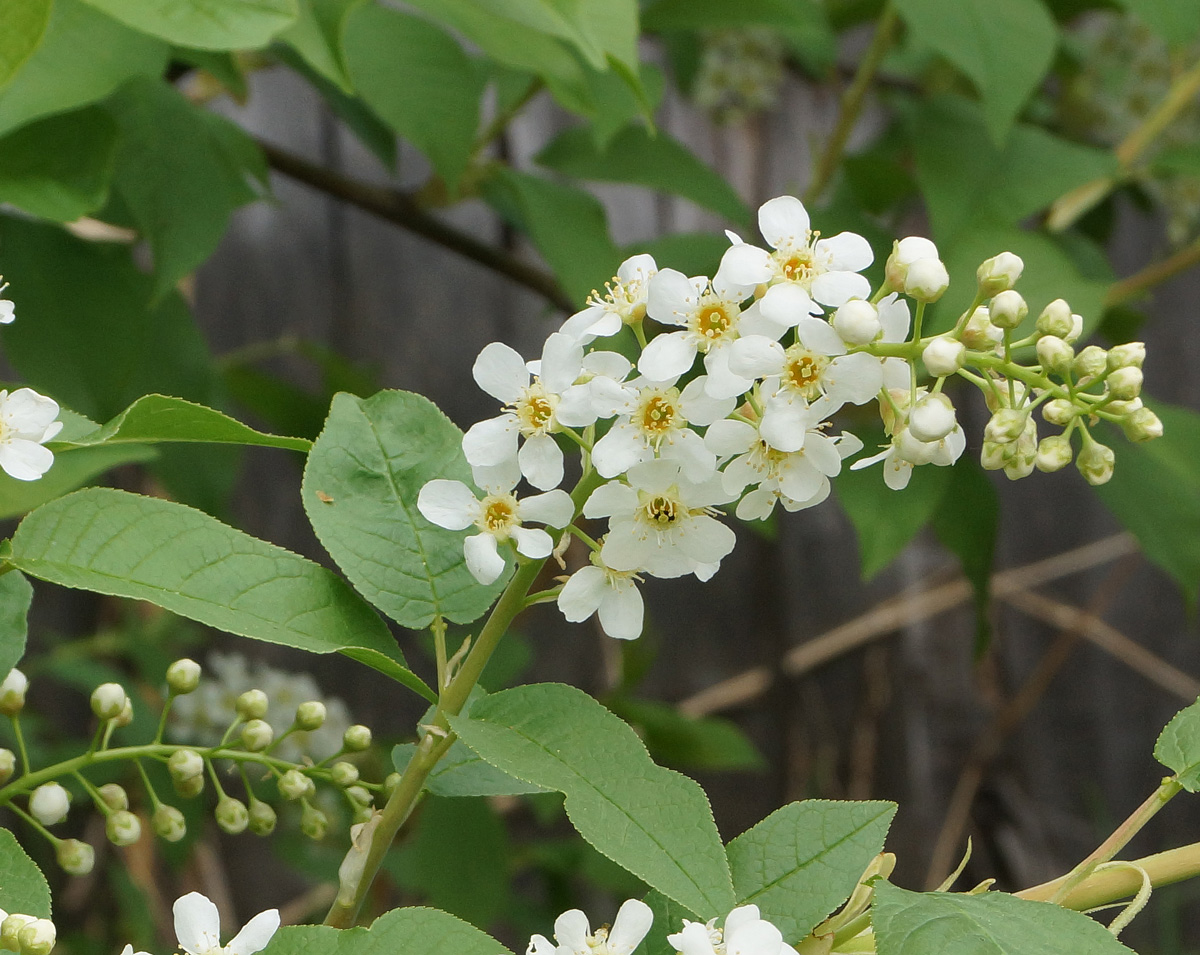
[10,716,29,777]
[153,692,174,745]
[7,802,61,847]
[1020,841,1200,911]
[432,615,448,695]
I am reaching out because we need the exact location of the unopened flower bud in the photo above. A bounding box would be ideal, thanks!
[112,698,133,728]
[980,440,1011,471]
[1042,399,1076,426]
[278,768,314,801]
[985,409,1029,444]
[384,772,402,798]
[922,336,965,377]
[248,797,277,836]
[173,774,204,799]
[1077,439,1115,485]
[1107,366,1143,400]
[300,803,328,840]
[977,252,1024,295]
[56,838,95,876]
[1105,397,1143,416]
[1073,345,1108,379]
[295,701,326,731]
[0,749,14,785]
[168,749,204,783]
[343,725,372,752]
[330,761,359,788]
[29,783,70,826]
[166,658,201,695]
[1107,342,1145,370]
[90,683,127,722]
[17,919,54,955]
[240,719,274,753]
[1036,335,1073,375]
[896,428,938,466]
[1,916,34,952]
[961,307,1003,350]
[1123,407,1164,442]
[832,299,881,344]
[886,236,940,290]
[215,796,248,835]
[908,394,957,442]
[152,805,187,842]
[345,784,373,808]
[988,290,1028,329]
[904,258,949,303]
[0,669,28,716]
[106,809,141,847]
[97,783,128,812]
[236,689,269,721]
[1035,298,1073,337]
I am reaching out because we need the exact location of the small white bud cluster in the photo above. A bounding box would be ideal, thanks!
[0,912,56,955]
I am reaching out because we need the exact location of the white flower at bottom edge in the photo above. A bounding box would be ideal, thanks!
[668,904,789,955]
[528,899,653,955]
[557,551,644,640]
[0,388,62,481]
[173,891,280,955]
[120,946,152,955]
[849,424,966,490]
[418,477,575,584]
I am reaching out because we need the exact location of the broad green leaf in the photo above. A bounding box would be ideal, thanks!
[894,0,1058,142]
[0,0,168,138]
[105,77,268,296]
[303,391,508,630]
[1153,144,1200,178]
[0,829,51,918]
[56,395,310,452]
[79,0,299,50]
[6,488,433,700]
[278,0,367,93]
[536,124,749,225]
[262,906,510,955]
[644,0,819,28]
[0,444,156,520]
[482,168,620,307]
[729,800,896,942]
[931,456,998,651]
[343,5,484,191]
[392,742,548,798]
[1155,698,1200,790]
[872,881,1135,954]
[835,455,951,580]
[0,572,33,678]
[449,682,736,917]
[607,698,765,771]
[1116,0,1200,44]
[1094,404,1200,601]
[0,0,53,88]
[909,96,1118,243]
[0,106,117,221]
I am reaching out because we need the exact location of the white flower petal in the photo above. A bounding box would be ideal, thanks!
[811,271,871,308]
[759,398,813,454]
[646,268,699,325]
[557,566,609,622]
[759,283,817,329]
[627,457,684,493]
[511,525,553,559]
[618,253,657,284]
[718,242,774,286]
[560,305,617,343]
[520,488,575,528]
[608,899,654,955]
[676,515,737,565]
[778,458,824,502]
[464,533,506,584]
[417,480,478,530]
[0,440,53,481]
[528,935,557,955]
[471,457,521,494]
[735,301,789,339]
[583,481,638,519]
[598,583,644,641]
[702,347,755,400]
[705,418,757,457]
[518,434,564,491]
[583,350,632,380]
[781,477,831,512]
[679,376,736,425]
[728,336,785,379]
[815,231,873,271]
[877,293,910,342]
[724,906,762,938]
[638,332,697,380]
[462,415,519,467]
[825,352,884,406]
[726,920,783,955]
[473,342,529,403]
[736,487,776,521]
[226,910,280,955]
[666,429,718,482]
[882,356,911,390]
[540,332,584,394]
[600,530,649,572]
[669,922,718,955]
[592,424,651,479]
[554,911,591,955]
[794,316,847,356]
[758,196,810,249]
[173,892,222,955]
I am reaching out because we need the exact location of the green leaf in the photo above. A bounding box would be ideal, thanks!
[894,0,1058,141]
[536,124,749,225]
[393,742,548,798]
[303,391,508,630]
[644,0,823,29]
[262,906,511,955]
[7,488,433,700]
[909,96,1119,243]
[482,168,619,307]
[0,0,169,138]
[1154,697,1200,790]
[1154,145,1200,178]
[872,881,1135,954]
[931,457,998,651]
[0,572,33,677]
[607,698,765,772]
[0,106,117,221]
[1115,0,1200,44]
[1095,404,1200,601]
[278,0,367,93]
[79,0,298,50]
[0,828,51,918]
[343,5,484,191]
[0,0,53,88]
[835,455,951,580]
[448,682,736,917]
[0,444,157,520]
[56,395,310,452]
[728,800,895,943]
[643,889,697,955]
[105,77,268,297]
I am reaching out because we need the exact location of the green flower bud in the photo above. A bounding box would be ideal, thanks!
[1107,366,1143,401]
[90,683,128,722]
[1035,434,1074,473]
[352,803,374,826]
[921,336,965,377]
[173,774,205,799]
[1105,397,1143,416]
[1107,342,1146,370]
[278,768,314,801]
[236,689,269,721]
[112,698,133,728]
[294,701,326,731]
[106,810,141,847]
[0,669,28,717]
[1077,439,1115,486]
[1035,298,1073,337]
[988,290,1027,329]
[152,805,187,842]
[977,251,1023,295]
[980,440,1013,471]
[1,915,34,952]
[1035,335,1073,375]
[56,839,94,876]
[343,725,372,752]
[17,919,55,955]
[961,307,1003,351]
[0,749,14,785]
[215,796,249,835]
[29,783,70,826]
[984,409,1029,444]
[903,257,949,303]
[300,803,328,840]
[248,798,277,837]
[1073,345,1108,379]
[168,749,205,783]
[1042,399,1076,427]
[97,783,128,812]
[1123,407,1164,443]
[166,658,201,695]
[330,762,359,788]
[240,719,274,753]
[384,772,402,798]
[345,785,372,808]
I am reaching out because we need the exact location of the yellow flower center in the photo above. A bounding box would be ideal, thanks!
[688,294,740,349]
[643,494,679,526]
[633,386,684,447]
[782,344,828,399]
[512,382,558,436]
[478,494,520,539]
[773,233,820,286]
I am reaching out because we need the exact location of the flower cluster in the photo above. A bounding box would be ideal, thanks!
[120,892,279,955]
[0,278,62,482]
[0,908,56,955]
[418,196,1160,642]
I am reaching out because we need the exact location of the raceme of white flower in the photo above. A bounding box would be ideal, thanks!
[1,908,56,955]
[169,892,279,955]
[527,899,653,955]
[420,195,1162,641]
[0,389,63,482]
[668,905,790,955]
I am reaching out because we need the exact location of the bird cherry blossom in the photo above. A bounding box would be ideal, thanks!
[0,388,63,481]
[171,892,279,955]
[557,551,644,640]
[668,905,790,955]
[528,899,653,955]
[560,254,657,343]
[850,387,966,490]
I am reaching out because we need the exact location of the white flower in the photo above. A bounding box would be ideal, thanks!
[0,277,13,324]
[668,905,789,955]
[884,235,940,291]
[560,255,657,343]
[0,388,62,482]
[462,333,584,491]
[173,892,279,955]
[719,196,873,311]
[584,459,737,580]
[528,899,653,955]
[850,418,966,491]
[557,553,644,640]
[418,476,574,584]
[554,351,635,429]
[29,783,70,826]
